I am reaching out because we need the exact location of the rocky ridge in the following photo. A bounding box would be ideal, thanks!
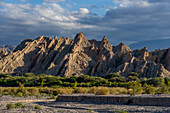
[0,45,16,59]
[0,33,169,77]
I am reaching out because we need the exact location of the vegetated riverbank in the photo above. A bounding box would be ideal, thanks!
[0,95,169,113]
[0,73,170,96]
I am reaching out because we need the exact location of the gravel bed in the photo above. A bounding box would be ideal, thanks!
[0,95,169,113]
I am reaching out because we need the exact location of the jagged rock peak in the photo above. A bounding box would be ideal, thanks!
[0,33,170,77]
[75,32,84,39]
[102,35,108,41]
[120,42,124,45]
[115,42,131,53]
[143,47,148,51]
[74,32,88,44]
[54,36,57,40]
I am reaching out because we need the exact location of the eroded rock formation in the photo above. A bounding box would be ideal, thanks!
[0,33,169,77]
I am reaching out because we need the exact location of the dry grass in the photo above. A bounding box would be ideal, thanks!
[95,87,109,95]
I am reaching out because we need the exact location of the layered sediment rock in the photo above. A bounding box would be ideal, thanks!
[0,33,169,77]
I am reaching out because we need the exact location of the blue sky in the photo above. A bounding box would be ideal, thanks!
[2,0,117,15]
[0,0,170,50]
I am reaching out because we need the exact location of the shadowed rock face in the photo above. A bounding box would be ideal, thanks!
[0,45,16,59]
[0,33,169,77]
[0,49,8,59]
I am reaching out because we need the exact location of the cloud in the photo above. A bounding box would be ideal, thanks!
[77,8,90,15]
[113,0,151,7]
[0,0,170,47]
[43,0,65,2]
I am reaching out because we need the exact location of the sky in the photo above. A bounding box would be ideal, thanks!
[0,0,170,47]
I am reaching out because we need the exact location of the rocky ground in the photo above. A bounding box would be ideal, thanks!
[0,95,169,113]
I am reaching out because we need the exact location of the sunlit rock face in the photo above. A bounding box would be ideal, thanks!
[0,33,169,77]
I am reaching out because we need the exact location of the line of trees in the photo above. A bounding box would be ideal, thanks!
[0,72,169,88]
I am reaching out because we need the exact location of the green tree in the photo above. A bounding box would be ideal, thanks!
[127,81,142,96]
[147,77,165,87]
[143,84,155,94]
[128,72,139,77]
[104,73,121,79]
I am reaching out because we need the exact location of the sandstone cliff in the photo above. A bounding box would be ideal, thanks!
[0,33,169,77]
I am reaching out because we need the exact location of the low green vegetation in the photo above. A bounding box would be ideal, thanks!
[6,102,26,110]
[6,103,15,110]
[34,105,41,110]
[0,72,169,96]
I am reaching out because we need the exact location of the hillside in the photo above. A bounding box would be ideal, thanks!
[0,33,169,77]
[0,45,16,59]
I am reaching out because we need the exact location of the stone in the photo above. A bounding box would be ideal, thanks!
[0,33,169,77]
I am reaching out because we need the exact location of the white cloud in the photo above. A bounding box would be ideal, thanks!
[79,8,90,15]
[0,0,170,47]
[113,0,151,7]
[43,0,65,2]
[72,8,90,16]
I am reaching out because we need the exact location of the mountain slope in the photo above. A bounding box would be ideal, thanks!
[0,33,169,77]
[0,45,16,59]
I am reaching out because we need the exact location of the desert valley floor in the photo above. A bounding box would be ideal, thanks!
[0,95,169,113]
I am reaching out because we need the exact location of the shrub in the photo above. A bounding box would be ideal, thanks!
[47,94,56,99]
[6,103,15,110]
[88,109,93,112]
[89,87,97,94]
[147,77,165,87]
[104,73,121,79]
[143,84,155,94]
[156,85,168,94]
[56,88,74,95]
[164,77,170,86]
[110,87,127,94]
[15,103,23,108]
[74,87,88,93]
[36,95,41,99]
[17,92,23,97]
[128,72,139,77]
[96,87,109,95]
[0,104,3,107]
[21,105,26,108]
[27,87,39,95]
[34,105,41,110]
[127,76,139,82]
[127,88,133,95]
[127,82,142,96]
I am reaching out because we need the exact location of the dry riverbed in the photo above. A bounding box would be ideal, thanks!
[0,95,169,113]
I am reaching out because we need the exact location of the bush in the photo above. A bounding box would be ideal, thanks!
[74,87,88,93]
[17,92,23,97]
[127,82,142,96]
[143,84,155,94]
[147,77,165,87]
[34,105,41,110]
[55,88,74,95]
[6,103,15,110]
[110,87,127,94]
[104,73,121,79]
[96,87,109,95]
[21,105,26,108]
[128,72,139,77]
[27,87,39,95]
[164,77,170,86]
[15,103,23,108]
[156,85,168,94]
[127,76,139,82]
[89,87,97,94]
[47,94,56,99]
